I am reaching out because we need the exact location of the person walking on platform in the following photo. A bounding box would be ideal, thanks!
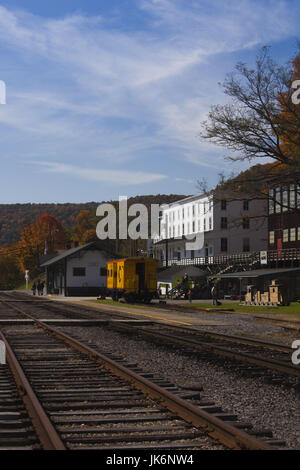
[37,280,42,296]
[32,282,36,296]
[211,284,217,305]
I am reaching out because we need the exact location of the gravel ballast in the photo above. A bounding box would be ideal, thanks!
[60,324,300,450]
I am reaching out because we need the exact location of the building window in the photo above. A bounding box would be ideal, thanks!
[221,238,228,252]
[283,229,289,243]
[282,186,288,212]
[192,205,195,216]
[269,231,275,244]
[268,189,274,214]
[243,200,249,211]
[192,221,195,232]
[100,267,107,276]
[290,228,296,242]
[290,184,295,209]
[182,208,184,219]
[221,217,227,229]
[297,185,300,208]
[73,267,86,277]
[243,237,250,252]
[275,187,281,213]
[209,217,212,230]
[182,224,185,235]
[221,200,227,210]
[242,217,250,229]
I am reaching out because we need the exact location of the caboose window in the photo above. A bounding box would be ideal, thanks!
[73,267,86,276]
[100,267,107,276]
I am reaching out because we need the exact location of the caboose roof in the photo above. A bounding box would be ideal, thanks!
[107,257,157,263]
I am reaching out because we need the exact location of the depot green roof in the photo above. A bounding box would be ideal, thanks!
[40,242,96,267]
[209,267,300,279]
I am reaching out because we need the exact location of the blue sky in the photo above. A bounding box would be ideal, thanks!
[0,0,299,203]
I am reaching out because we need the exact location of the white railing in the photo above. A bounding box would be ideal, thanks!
[159,252,259,267]
[158,247,300,268]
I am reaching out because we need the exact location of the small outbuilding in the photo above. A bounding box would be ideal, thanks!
[40,241,114,296]
[209,267,300,302]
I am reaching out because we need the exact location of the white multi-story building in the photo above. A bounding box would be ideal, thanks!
[152,193,268,263]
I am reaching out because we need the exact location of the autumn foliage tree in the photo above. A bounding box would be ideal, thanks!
[200,47,300,203]
[0,256,23,289]
[18,214,67,274]
[276,53,300,164]
[72,210,98,245]
[0,250,23,289]
[72,210,118,253]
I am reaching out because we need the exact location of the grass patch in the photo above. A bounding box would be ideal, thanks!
[190,302,300,316]
[88,299,300,318]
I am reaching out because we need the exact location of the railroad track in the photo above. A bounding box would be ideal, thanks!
[0,295,282,450]
[109,322,300,384]
[1,292,299,385]
[0,362,40,449]
[0,291,114,322]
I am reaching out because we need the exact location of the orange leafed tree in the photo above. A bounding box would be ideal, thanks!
[72,210,97,245]
[18,213,67,273]
[200,47,300,204]
[276,54,300,165]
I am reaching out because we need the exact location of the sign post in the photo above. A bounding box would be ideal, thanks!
[260,251,267,265]
[25,269,29,290]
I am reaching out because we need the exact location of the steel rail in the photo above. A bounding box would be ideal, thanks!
[148,323,291,353]
[1,296,297,376]
[112,324,300,379]
[1,292,293,353]
[2,300,274,450]
[0,329,66,450]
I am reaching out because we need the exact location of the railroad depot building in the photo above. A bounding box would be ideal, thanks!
[268,182,300,251]
[40,241,113,296]
[152,192,268,264]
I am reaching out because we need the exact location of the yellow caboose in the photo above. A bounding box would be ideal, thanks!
[106,257,157,303]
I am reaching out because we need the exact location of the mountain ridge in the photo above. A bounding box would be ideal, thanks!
[0,194,187,246]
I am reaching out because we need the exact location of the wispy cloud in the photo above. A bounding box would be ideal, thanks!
[33,161,166,185]
[0,0,298,200]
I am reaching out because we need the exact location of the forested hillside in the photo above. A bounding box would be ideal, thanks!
[0,194,186,246]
